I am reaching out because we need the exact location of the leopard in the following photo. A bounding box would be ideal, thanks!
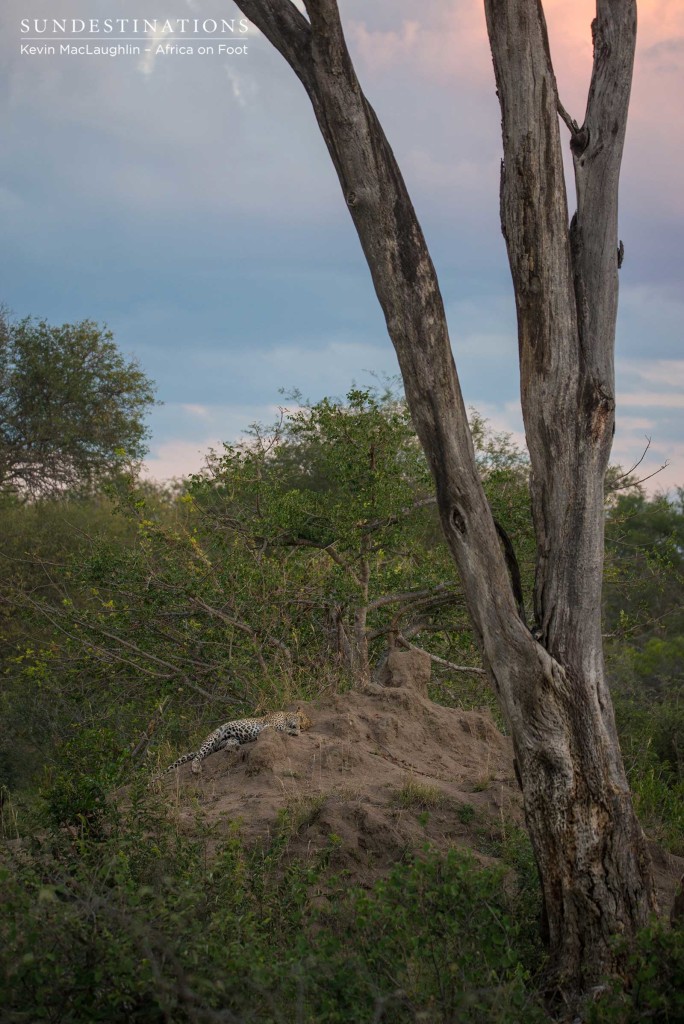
[154,708,313,779]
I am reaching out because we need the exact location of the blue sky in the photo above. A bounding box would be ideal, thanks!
[2,0,682,490]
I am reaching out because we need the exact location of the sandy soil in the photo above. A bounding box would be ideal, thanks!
[150,650,683,913]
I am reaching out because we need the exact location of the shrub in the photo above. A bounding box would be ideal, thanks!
[0,816,546,1024]
[587,922,684,1024]
[306,847,546,1023]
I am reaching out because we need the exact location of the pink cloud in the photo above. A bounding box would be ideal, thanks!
[349,3,491,84]
[348,2,683,128]
[349,2,683,219]
[143,438,217,482]
[350,19,420,73]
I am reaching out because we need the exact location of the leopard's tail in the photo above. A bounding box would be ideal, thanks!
[150,750,197,783]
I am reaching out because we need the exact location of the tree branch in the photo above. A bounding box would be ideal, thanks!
[612,462,670,492]
[361,495,436,533]
[237,0,313,87]
[396,634,486,676]
[557,98,579,135]
[233,0,525,668]
[189,595,292,663]
[367,582,457,613]
[19,596,241,705]
[570,0,637,383]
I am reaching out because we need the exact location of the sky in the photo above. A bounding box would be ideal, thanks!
[1,0,682,491]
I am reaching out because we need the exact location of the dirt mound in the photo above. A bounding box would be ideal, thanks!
[153,651,521,881]
[152,650,683,908]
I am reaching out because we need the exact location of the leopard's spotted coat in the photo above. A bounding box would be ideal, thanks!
[156,709,313,778]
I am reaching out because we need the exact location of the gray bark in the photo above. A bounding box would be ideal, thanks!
[484,0,655,991]
[231,0,656,998]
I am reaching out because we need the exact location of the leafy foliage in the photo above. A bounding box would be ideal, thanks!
[1,378,682,1020]
[0,814,546,1024]
[0,310,155,497]
[604,489,684,853]
[587,923,684,1024]
[2,387,532,795]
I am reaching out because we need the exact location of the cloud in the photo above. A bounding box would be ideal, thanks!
[190,335,400,403]
[348,2,490,84]
[351,20,420,72]
[403,149,500,202]
[180,403,212,419]
[464,400,527,454]
[611,428,682,496]
[642,37,684,65]
[150,401,285,441]
[143,437,217,481]
[619,359,684,390]
[616,415,656,431]
[137,20,175,78]
[224,64,252,106]
[143,399,289,480]
[639,0,684,48]
[2,0,681,499]
[619,392,684,409]
[344,0,683,227]
[346,0,593,93]
[616,285,684,359]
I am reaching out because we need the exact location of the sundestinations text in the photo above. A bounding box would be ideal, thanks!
[20,19,250,35]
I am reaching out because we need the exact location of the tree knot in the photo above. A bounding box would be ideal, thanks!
[450,507,466,535]
[569,126,590,158]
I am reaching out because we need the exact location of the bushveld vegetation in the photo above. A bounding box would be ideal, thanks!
[0,337,682,1019]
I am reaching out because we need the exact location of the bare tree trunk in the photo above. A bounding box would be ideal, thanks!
[352,605,370,685]
[484,0,656,991]
[232,0,655,998]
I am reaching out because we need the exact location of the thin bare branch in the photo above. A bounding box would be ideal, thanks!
[613,461,670,492]
[610,437,652,483]
[19,595,240,704]
[557,98,579,134]
[190,595,292,663]
[189,596,267,670]
[367,582,457,613]
[606,439,669,495]
[396,634,486,676]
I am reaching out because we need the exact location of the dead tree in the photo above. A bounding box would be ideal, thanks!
[231,0,655,999]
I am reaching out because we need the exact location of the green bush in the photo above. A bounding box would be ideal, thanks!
[0,813,546,1024]
[612,691,684,855]
[3,807,682,1024]
[587,922,684,1024]
[40,727,126,836]
[305,847,546,1024]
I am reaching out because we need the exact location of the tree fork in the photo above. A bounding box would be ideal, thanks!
[485,0,655,985]
[232,0,656,998]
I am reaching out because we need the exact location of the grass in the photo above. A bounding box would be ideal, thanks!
[457,802,477,825]
[276,792,327,839]
[393,777,447,810]
[630,765,684,856]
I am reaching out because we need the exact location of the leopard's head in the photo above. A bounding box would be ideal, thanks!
[293,707,313,732]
